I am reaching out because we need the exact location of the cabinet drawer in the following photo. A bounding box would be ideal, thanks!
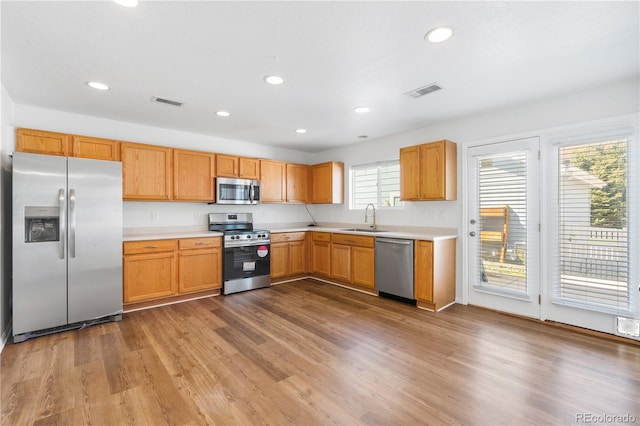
[179,237,221,250]
[271,232,306,243]
[124,239,178,255]
[311,232,331,242]
[331,233,374,248]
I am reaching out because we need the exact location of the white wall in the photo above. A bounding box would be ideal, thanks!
[5,75,639,320]
[310,75,639,302]
[1,84,16,349]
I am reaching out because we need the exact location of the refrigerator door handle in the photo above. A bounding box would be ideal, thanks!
[58,189,66,259]
[69,189,76,258]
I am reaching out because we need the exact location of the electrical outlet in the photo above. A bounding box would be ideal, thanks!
[151,211,159,221]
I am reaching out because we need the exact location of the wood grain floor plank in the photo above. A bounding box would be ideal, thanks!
[2,278,638,425]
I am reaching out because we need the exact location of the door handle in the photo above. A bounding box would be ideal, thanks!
[469,231,476,237]
[249,184,255,202]
[58,189,66,259]
[69,189,76,258]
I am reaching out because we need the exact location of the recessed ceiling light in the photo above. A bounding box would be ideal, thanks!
[354,106,370,114]
[113,0,138,7]
[295,129,307,134]
[264,75,284,85]
[358,135,368,139]
[87,81,110,91]
[216,111,230,117]
[425,26,453,43]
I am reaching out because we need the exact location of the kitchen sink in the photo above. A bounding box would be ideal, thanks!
[339,228,387,233]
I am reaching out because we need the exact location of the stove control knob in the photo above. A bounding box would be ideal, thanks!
[246,235,251,239]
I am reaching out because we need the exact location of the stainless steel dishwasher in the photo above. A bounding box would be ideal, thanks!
[375,237,414,300]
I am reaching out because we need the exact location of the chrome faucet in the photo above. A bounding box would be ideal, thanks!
[364,203,376,230]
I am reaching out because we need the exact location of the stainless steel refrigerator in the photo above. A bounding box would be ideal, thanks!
[12,152,123,342]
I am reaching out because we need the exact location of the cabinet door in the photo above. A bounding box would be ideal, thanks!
[178,247,222,293]
[173,149,215,201]
[309,162,344,204]
[352,246,375,288]
[72,135,120,161]
[260,160,286,203]
[414,240,434,303]
[270,242,290,278]
[400,145,420,200]
[16,128,70,156]
[124,251,177,303]
[289,240,307,275]
[286,163,309,203]
[239,157,260,179]
[121,142,173,200]
[216,154,239,177]
[312,241,331,276]
[420,142,445,200]
[331,243,351,281]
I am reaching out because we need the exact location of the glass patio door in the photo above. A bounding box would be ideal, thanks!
[543,135,638,336]
[467,137,540,318]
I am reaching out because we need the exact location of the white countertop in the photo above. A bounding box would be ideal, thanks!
[123,224,457,242]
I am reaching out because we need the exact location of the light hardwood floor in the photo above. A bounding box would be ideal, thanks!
[1,279,639,425]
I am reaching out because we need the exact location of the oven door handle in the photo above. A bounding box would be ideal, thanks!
[225,241,271,248]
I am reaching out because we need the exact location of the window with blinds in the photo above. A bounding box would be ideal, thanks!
[351,161,404,209]
[555,139,631,314]
[476,151,528,294]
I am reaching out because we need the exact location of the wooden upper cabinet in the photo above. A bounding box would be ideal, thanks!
[400,140,457,201]
[72,135,120,161]
[216,154,238,177]
[121,142,173,200]
[216,154,260,179]
[16,128,70,157]
[239,157,260,179]
[399,145,420,200]
[173,149,215,201]
[309,161,344,204]
[286,163,309,203]
[260,159,286,203]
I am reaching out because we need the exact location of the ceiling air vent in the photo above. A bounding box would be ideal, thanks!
[152,96,184,107]
[404,83,442,99]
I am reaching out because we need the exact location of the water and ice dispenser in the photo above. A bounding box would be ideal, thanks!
[24,206,60,243]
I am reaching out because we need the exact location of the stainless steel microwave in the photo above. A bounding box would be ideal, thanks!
[216,177,261,204]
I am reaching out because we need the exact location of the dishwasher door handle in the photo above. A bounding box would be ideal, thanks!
[376,238,413,245]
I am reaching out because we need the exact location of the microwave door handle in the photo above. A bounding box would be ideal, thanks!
[250,184,255,202]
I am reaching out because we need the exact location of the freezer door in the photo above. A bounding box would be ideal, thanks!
[67,157,123,323]
[12,153,68,335]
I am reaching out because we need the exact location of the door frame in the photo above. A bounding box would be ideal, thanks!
[461,113,639,336]
[464,137,541,318]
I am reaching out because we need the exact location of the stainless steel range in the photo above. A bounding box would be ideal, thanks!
[208,213,271,295]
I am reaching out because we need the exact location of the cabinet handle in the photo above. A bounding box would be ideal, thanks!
[195,242,208,246]
[144,245,158,249]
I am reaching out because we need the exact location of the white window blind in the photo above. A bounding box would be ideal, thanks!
[476,152,528,294]
[555,139,631,314]
[351,161,404,209]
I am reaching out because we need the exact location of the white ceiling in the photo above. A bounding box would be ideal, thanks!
[2,1,639,153]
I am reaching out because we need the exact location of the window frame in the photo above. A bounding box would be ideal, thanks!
[349,160,404,210]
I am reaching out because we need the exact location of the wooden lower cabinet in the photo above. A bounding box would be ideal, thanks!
[311,232,331,276]
[123,240,178,303]
[178,237,222,293]
[414,238,456,311]
[330,243,351,282]
[124,237,221,306]
[351,246,375,288]
[330,233,375,288]
[271,232,307,279]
